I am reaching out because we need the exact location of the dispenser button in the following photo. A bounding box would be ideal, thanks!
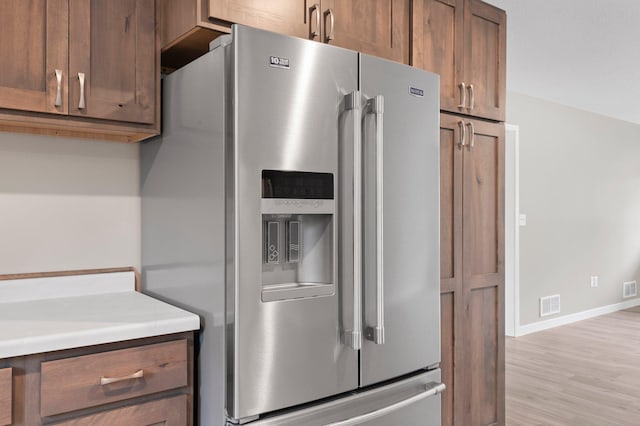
[287,221,300,263]
[265,221,280,264]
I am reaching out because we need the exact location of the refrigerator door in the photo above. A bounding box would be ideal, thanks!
[235,370,443,426]
[229,26,359,421]
[360,54,441,386]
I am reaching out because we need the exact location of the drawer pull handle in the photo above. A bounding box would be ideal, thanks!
[100,369,144,385]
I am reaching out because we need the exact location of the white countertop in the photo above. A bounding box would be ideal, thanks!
[0,271,200,359]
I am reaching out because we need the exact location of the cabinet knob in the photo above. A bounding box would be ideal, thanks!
[458,82,467,109]
[324,8,335,42]
[309,4,321,39]
[54,70,63,107]
[77,72,86,110]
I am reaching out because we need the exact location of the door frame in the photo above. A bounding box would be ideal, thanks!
[504,124,520,337]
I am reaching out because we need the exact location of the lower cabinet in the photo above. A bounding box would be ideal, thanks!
[0,333,193,426]
[0,368,11,426]
[439,113,505,426]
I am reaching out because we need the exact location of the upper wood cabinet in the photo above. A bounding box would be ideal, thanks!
[413,0,505,121]
[159,0,411,71]
[69,0,156,124]
[0,0,159,142]
[0,0,68,116]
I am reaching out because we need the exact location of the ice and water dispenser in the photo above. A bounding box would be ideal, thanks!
[261,170,335,302]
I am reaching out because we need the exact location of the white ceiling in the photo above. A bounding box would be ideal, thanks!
[484,0,640,125]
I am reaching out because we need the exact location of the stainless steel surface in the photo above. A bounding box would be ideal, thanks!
[457,120,466,150]
[310,4,320,38]
[360,54,440,387]
[468,83,475,110]
[77,72,85,109]
[236,370,442,426]
[260,199,335,214]
[324,8,335,42]
[230,25,358,421]
[343,90,362,352]
[458,82,466,109]
[364,95,385,346]
[141,45,228,426]
[466,121,475,150]
[324,382,446,426]
[100,369,144,385]
[54,69,62,107]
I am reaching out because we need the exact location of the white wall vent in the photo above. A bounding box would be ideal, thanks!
[540,294,561,317]
[623,281,637,298]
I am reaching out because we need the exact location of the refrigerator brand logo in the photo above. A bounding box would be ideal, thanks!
[269,56,290,69]
[409,86,424,97]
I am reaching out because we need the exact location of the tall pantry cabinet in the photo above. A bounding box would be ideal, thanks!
[413,1,506,425]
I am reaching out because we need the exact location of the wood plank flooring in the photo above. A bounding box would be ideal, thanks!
[506,307,640,425]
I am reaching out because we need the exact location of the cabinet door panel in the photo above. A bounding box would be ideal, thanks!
[465,0,506,121]
[462,119,504,426]
[0,368,11,426]
[208,0,308,39]
[413,0,464,112]
[0,0,68,114]
[69,0,155,124]
[325,0,410,63]
[439,114,464,426]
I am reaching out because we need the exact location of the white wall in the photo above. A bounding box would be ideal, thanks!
[507,92,640,326]
[0,132,140,275]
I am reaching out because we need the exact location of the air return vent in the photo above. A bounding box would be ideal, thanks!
[623,281,637,298]
[540,295,561,317]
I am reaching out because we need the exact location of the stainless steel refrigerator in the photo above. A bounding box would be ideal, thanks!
[141,25,442,426]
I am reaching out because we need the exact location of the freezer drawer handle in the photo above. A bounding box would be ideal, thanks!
[324,382,446,426]
[365,95,385,345]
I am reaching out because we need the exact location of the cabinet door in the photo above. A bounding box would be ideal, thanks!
[52,395,187,425]
[439,114,464,426]
[69,0,156,124]
[324,0,410,63]
[208,0,309,40]
[413,0,465,113]
[0,368,11,426]
[0,0,68,115]
[464,0,506,121]
[462,119,504,426]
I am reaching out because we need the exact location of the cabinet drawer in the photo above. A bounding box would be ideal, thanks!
[41,339,188,417]
[51,395,187,425]
[0,368,11,426]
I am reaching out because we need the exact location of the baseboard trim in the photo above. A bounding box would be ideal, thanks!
[516,297,640,337]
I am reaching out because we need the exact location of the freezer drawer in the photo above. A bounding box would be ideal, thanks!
[236,369,443,426]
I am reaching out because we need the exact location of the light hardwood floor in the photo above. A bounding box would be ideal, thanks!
[506,306,640,425]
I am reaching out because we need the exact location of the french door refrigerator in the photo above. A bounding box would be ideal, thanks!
[141,25,442,426]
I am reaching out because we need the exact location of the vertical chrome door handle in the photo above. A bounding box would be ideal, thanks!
[77,72,86,110]
[468,84,475,110]
[344,91,362,351]
[366,95,385,345]
[457,120,466,150]
[324,8,335,42]
[309,4,321,39]
[458,82,466,109]
[54,69,63,107]
[466,121,475,151]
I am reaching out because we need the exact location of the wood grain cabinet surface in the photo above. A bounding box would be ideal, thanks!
[0,368,11,426]
[159,0,411,71]
[0,0,159,143]
[439,113,504,426]
[0,333,193,426]
[413,0,505,121]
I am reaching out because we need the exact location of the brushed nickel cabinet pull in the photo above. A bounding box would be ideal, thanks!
[458,82,466,109]
[457,120,466,150]
[324,8,335,42]
[54,69,63,107]
[100,369,144,385]
[466,121,475,151]
[309,4,321,39]
[77,72,86,110]
[468,84,475,110]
